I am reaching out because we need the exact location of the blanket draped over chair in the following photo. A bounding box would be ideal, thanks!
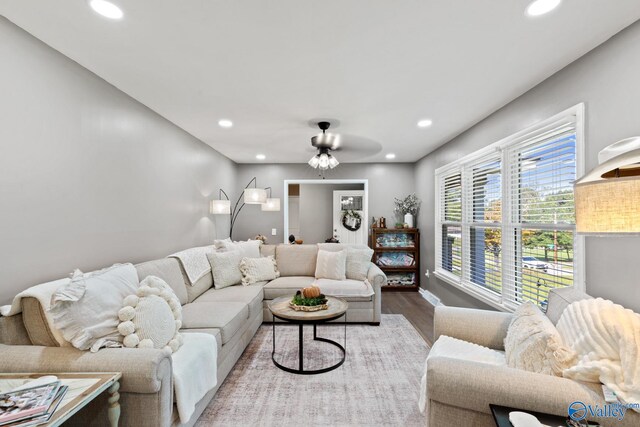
[557,298,640,411]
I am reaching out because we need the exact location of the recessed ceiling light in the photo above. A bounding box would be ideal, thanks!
[385,153,396,160]
[256,154,266,160]
[417,119,433,128]
[218,119,233,128]
[89,0,123,20]
[526,0,561,16]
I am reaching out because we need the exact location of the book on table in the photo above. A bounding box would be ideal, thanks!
[0,378,68,427]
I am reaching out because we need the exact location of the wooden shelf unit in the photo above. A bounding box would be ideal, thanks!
[370,228,420,291]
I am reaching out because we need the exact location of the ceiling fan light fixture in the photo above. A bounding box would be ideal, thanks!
[308,155,320,168]
[318,153,330,170]
[308,121,340,172]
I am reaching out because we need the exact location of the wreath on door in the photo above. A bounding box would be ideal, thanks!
[341,210,362,232]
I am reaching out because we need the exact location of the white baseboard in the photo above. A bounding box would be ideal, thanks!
[419,288,445,307]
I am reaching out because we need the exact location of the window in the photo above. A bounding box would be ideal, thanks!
[435,104,584,311]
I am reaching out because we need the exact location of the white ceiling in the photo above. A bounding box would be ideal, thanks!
[1,1,639,163]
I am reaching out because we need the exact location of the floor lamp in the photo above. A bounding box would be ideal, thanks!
[210,177,280,239]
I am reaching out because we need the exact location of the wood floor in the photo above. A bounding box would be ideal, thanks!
[381,291,435,346]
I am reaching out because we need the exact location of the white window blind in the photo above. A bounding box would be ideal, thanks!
[438,171,462,278]
[463,155,502,295]
[434,104,584,311]
[503,117,578,308]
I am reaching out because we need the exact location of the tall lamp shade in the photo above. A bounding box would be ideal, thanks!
[210,199,231,214]
[575,137,640,235]
[244,188,267,204]
[261,198,281,212]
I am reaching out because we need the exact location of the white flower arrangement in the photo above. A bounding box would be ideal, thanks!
[393,194,421,216]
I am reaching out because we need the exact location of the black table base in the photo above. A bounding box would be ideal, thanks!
[271,313,347,375]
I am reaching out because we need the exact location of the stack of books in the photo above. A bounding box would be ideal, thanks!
[0,378,68,427]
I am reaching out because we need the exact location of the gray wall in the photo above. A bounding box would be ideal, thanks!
[0,17,236,305]
[414,21,640,312]
[233,164,415,242]
[298,183,364,243]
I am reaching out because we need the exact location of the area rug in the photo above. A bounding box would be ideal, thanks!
[196,314,430,426]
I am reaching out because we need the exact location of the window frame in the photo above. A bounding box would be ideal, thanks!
[434,104,585,311]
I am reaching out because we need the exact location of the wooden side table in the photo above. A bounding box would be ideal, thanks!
[0,372,122,427]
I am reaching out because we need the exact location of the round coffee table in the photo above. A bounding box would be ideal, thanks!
[268,295,348,375]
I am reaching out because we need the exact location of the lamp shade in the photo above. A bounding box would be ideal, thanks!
[261,198,281,212]
[244,188,267,204]
[574,137,640,235]
[210,199,231,214]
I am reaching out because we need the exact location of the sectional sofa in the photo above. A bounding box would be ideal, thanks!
[0,243,386,427]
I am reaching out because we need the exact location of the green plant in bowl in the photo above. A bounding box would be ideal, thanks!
[292,290,328,306]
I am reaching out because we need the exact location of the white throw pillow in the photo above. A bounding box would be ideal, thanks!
[504,301,576,376]
[215,239,261,259]
[49,264,139,352]
[239,256,280,285]
[315,250,347,280]
[117,276,183,354]
[207,250,243,289]
[345,247,374,281]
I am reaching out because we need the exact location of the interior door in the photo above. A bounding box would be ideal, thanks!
[333,190,367,245]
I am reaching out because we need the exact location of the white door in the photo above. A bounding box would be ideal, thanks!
[333,190,367,245]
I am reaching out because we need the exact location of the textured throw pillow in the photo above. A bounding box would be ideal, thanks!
[49,263,139,352]
[214,239,261,259]
[239,256,280,285]
[345,247,374,280]
[207,250,243,289]
[504,301,576,376]
[118,276,183,354]
[315,250,347,280]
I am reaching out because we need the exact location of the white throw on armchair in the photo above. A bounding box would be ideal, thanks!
[424,287,640,427]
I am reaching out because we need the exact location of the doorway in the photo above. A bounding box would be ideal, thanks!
[284,179,369,244]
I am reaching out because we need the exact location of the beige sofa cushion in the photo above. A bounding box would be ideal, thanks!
[275,244,318,276]
[184,271,213,303]
[314,278,374,298]
[195,282,266,318]
[260,244,276,258]
[21,297,59,347]
[181,302,248,345]
[263,276,316,299]
[136,258,189,305]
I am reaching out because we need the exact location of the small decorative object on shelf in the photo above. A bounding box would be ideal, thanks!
[379,217,387,228]
[393,194,421,228]
[290,288,329,311]
[254,234,267,244]
[370,227,420,292]
[288,234,296,244]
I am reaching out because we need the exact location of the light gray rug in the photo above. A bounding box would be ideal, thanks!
[196,314,430,426]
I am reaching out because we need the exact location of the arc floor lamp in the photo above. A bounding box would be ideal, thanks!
[210,177,280,239]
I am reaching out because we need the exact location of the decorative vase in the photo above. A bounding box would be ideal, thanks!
[404,213,414,228]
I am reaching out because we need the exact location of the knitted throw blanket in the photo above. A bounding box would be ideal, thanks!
[557,298,640,410]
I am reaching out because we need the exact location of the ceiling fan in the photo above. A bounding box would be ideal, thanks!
[308,121,340,170]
